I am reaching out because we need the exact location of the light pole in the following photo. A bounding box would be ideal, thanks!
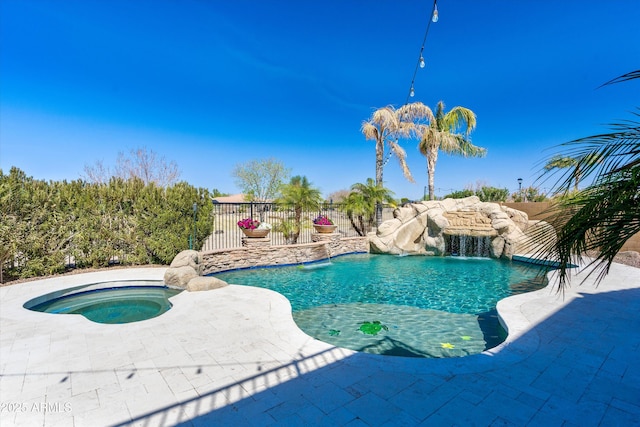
[517,178,523,202]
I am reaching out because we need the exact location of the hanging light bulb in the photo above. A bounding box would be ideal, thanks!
[432,4,439,22]
[419,55,425,68]
[410,86,415,97]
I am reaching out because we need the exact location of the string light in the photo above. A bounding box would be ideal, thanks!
[383,0,439,166]
[404,0,438,103]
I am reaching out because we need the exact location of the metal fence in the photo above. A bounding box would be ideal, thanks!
[201,202,394,251]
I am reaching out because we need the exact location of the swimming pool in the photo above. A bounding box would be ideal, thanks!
[24,280,182,324]
[213,253,549,358]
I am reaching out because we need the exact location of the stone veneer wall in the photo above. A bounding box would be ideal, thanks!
[201,235,368,275]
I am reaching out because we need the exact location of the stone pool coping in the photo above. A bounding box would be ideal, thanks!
[1,257,639,426]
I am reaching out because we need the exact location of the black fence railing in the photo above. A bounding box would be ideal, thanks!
[202,202,394,251]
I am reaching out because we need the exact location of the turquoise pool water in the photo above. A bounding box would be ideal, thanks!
[214,254,549,358]
[25,281,182,324]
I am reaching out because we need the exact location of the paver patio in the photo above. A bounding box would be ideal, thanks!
[1,259,638,426]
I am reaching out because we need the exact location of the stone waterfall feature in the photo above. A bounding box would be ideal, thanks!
[445,235,492,257]
[369,196,533,259]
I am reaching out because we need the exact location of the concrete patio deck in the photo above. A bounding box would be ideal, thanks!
[1,259,638,426]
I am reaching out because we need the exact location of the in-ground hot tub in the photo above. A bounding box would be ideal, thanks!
[23,280,182,324]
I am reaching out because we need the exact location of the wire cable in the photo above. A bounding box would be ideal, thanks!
[383,0,439,167]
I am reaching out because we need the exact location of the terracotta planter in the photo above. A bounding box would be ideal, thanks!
[313,224,338,234]
[241,228,270,238]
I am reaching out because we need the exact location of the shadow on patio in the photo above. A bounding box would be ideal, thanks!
[111,287,640,426]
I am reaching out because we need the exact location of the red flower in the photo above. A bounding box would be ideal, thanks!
[237,218,260,229]
[313,215,333,225]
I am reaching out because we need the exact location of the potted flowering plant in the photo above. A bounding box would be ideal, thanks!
[312,215,337,233]
[238,218,271,237]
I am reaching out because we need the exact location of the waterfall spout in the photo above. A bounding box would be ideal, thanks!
[445,235,492,257]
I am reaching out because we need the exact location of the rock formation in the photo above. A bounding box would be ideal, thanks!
[164,250,228,291]
[369,196,541,259]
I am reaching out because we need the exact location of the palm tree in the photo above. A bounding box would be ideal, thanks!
[275,175,322,244]
[343,178,395,236]
[361,102,433,223]
[537,70,640,289]
[543,154,599,192]
[418,101,486,200]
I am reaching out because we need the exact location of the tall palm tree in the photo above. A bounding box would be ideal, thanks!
[537,70,640,289]
[361,102,433,223]
[418,101,486,200]
[275,175,322,244]
[361,103,435,187]
[543,153,599,192]
[344,178,395,236]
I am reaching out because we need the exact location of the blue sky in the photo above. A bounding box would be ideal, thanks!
[1,0,639,200]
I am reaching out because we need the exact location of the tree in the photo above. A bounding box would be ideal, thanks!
[0,167,213,281]
[81,160,110,185]
[72,177,138,268]
[232,158,290,202]
[83,147,181,187]
[326,189,350,203]
[210,188,228,198]
[344,191,370,236]
[361,102,433,224]
[418,101,486,200]
[0,169,74,278]
[443,189,474,199]
[134,182,213,262]
[343,178,395,236]
[275,176,322,244]
[511,186,548,202]
[537,70,640,288]
[543,154,599,192]
[475,186,509,202]
[0,168,27,282]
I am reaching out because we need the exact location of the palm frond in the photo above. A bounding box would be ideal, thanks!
[361,122,380,141]
[534,168,640,290]
[436,133,465,155]
[459,139,487,158]
[599,70,640,87]
[542,110,640,194]
[444,106,477,136]
[534,70,640,290]
[388,139,415,182]
[417,127,438,151]
[397,102,434,125]
[544,155,577,170]
[371,106,399,129]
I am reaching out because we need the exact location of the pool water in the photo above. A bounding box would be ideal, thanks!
[214,254,549,358]
[25,282,182,324]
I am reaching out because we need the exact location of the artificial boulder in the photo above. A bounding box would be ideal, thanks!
[164,250,228,291]
[169,249,203,275]
[186,276,228,292]
[369,196,537,259]
[164,265,198,288]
